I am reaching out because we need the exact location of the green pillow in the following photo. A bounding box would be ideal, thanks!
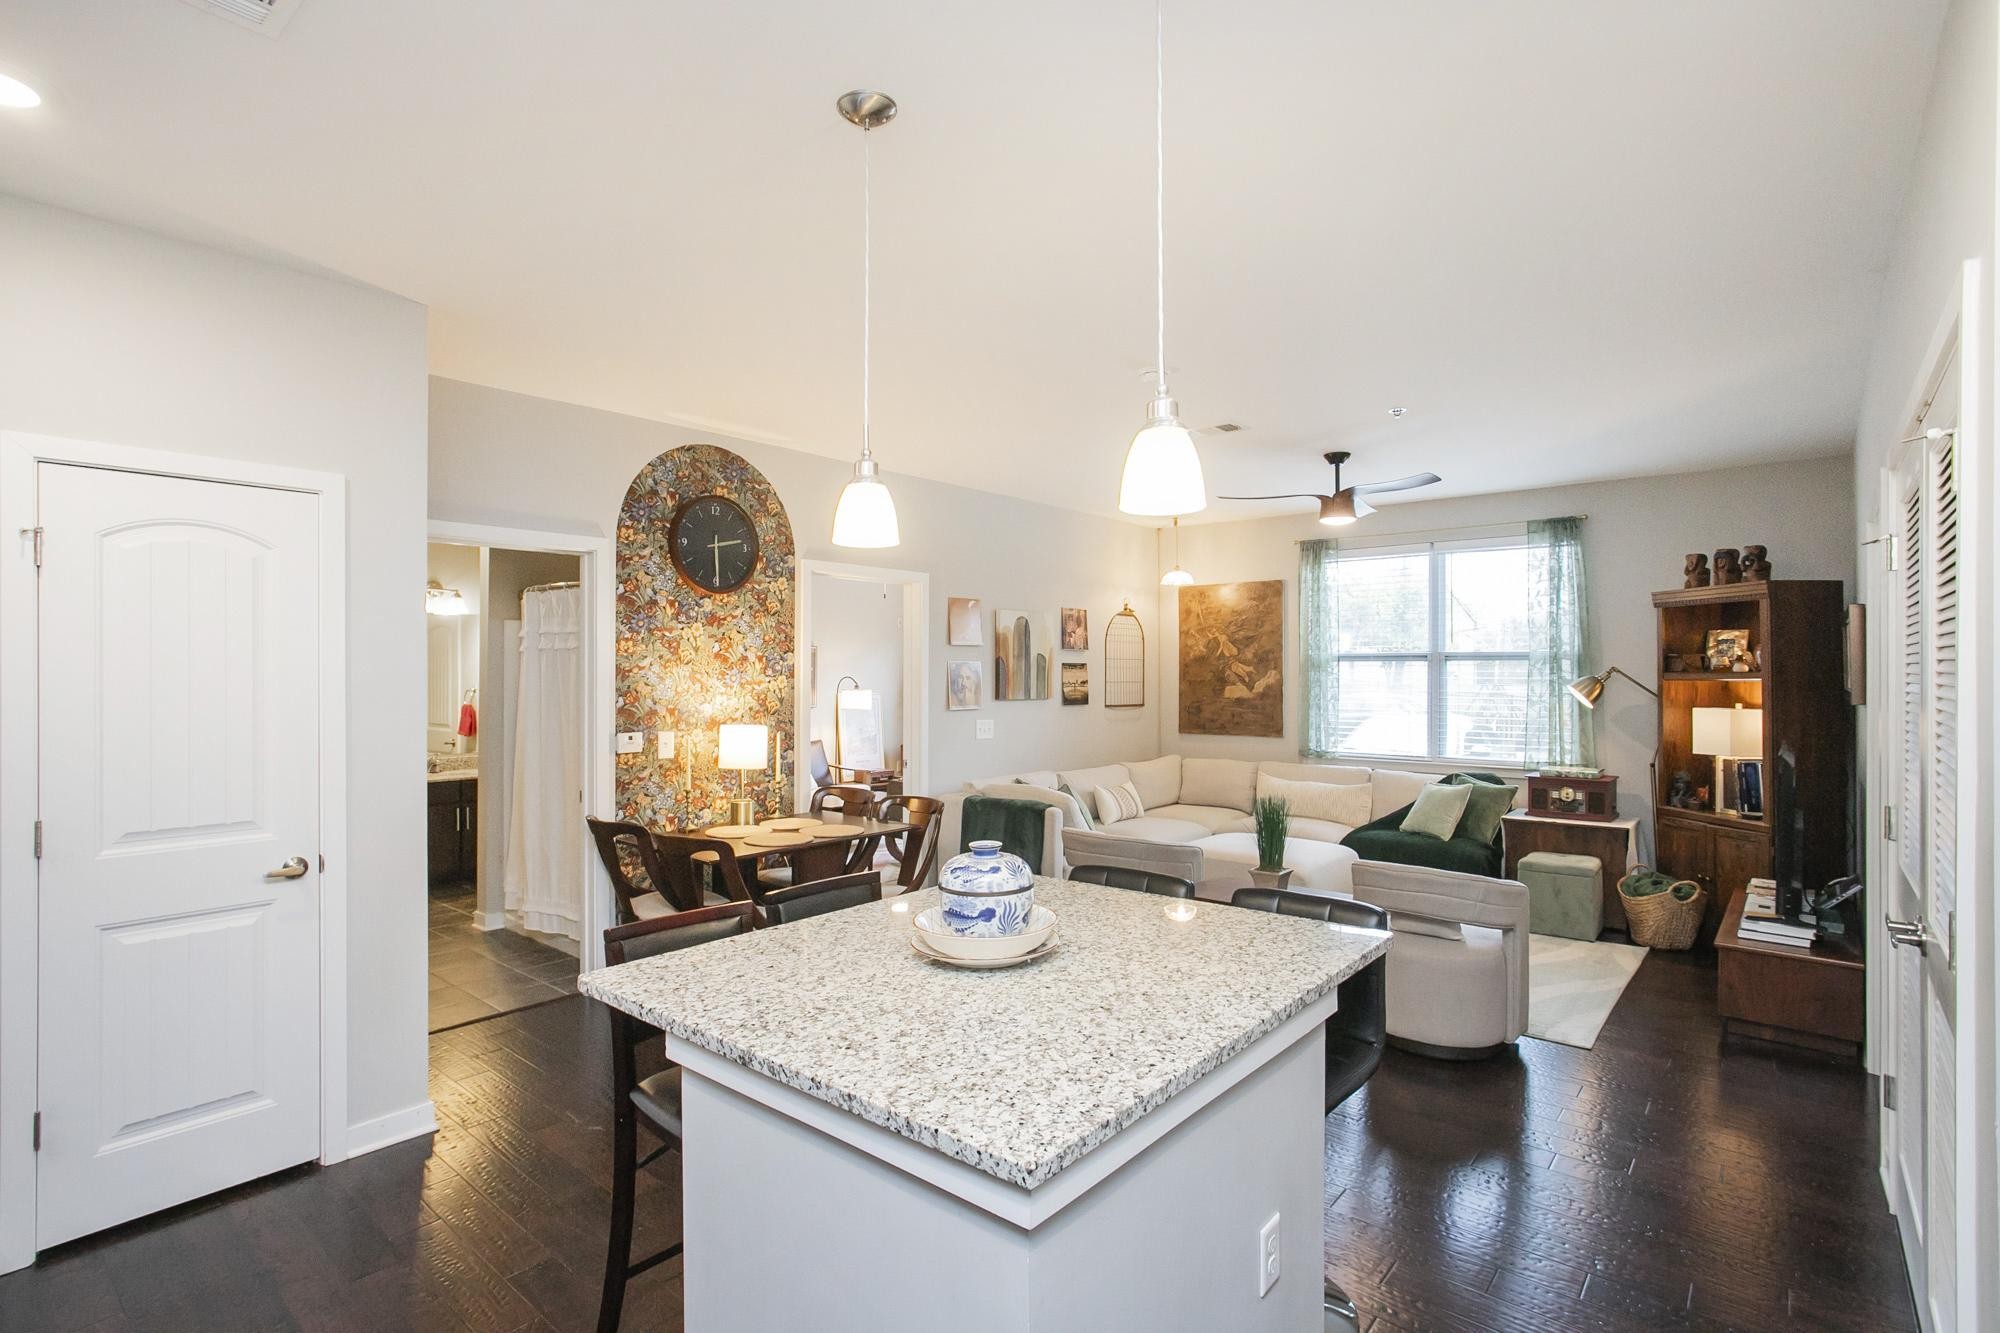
[1400,782,1473,841]
[1058,782,1094,831]
[1444,773,1516,845]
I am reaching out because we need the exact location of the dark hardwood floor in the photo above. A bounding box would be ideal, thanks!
[0,945,1914,1332]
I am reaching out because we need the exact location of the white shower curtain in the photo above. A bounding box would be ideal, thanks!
[504,584,584,940]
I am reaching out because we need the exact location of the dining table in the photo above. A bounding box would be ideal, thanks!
[683,809,915,886]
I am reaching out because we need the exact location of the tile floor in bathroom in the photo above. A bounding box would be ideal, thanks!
[428,884,578,1032]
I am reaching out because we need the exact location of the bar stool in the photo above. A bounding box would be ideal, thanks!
[1067,863,1196,898]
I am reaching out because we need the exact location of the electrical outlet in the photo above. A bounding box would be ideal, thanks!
[1257,1213,1281,1297]
[975,719,995,740]
[615,731,644,755]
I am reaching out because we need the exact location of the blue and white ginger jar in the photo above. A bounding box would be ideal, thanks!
[938,840,1035,937]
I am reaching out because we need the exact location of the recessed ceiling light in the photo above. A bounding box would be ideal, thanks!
[1388,406,1408,418]
[0,74,42,110]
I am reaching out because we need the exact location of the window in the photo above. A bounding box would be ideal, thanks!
[1309,538,1539,765]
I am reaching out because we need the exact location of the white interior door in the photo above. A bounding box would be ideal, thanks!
[34,462,322,1249]
[1881,341,1961,1333]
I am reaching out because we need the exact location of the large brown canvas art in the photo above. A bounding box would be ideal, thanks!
[1178,580,1283,736]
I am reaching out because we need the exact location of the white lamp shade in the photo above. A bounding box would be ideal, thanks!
[717,723,769,772]
[836,687,876,711]
[1691,706,1762,757]
[1118,419,1207,516]
[1160,566,1194,587]
[831,476,900,548]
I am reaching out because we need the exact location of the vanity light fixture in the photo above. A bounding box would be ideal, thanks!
[425,580,469,616]
[830,90,902,549]
[1159,516,1194,586]
[1117,1,1206,518]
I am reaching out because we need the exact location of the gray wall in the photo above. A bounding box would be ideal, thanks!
[1163,457,1857,857]
[428,377,1163,792]
[0,194,431,1137]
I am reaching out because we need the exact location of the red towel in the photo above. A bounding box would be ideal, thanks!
[456,702,477,737]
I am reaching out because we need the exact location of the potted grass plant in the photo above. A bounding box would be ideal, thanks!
[1248,795,1292,891]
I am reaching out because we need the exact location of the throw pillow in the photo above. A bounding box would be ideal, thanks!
[1256,773,1371,828]
[1400,782,1473,841]
[1443,773,1517,844]
[1058,782,1095,831]
[1179,757,1259,812]
[1092,781,1145,825]
[1123,754,1183,809]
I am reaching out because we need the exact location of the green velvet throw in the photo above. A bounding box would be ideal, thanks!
[1341,771,1509,877]
[961,794,1053,871]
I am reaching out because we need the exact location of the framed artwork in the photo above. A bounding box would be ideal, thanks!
[1178,581,1283,737]
[948,597,983,646]
[993,609,1054,701]
[1061,607,1088,651]
[1061,661,1089,705]
[946,660,982,711]
[1103,603,1145,708]
[1704,628,1752,671]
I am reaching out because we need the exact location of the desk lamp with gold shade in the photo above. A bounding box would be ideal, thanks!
[717,723,770,829]
[1564,665,1662,818]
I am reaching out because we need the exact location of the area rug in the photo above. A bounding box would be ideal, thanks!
[1526,933,1648,1049]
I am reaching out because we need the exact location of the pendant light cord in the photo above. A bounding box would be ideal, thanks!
[862,129,873,461]
[1154,0,1168,399]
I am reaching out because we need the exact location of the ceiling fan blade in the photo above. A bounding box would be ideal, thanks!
[1216,493,1334,503]
[1351,472,1442,495]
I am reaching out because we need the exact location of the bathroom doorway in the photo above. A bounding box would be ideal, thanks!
[425,534,607,1031]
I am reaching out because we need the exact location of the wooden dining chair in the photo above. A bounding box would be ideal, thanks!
[598,902,756,1332]
[1068,863,1196,899]
[808,783,877,817]
[760,870,882,925]
[646,832,756,911]
[587,817,683,922]
[877,794,943,891]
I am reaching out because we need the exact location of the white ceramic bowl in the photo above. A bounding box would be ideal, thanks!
[913,905,1056,960]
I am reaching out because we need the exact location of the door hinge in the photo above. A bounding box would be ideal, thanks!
[1882,806,1896,842]
[33,820,42,859]
[1881,1075,1897,1110]
[31,1111,40,1151]
[318,853,327,874]
[20,526,43,568]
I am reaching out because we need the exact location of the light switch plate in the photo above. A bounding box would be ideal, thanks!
[1258,1213,1280,1297]
[656,730,676,760]
[975,719,995,740]
[615,731,644,755]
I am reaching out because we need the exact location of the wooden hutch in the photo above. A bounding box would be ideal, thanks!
[1650,580,1852,943]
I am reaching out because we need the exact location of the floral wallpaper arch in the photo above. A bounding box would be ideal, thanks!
[615,445,796,829]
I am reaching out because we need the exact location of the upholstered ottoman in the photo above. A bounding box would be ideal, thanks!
[1190,833,1358,902]
[1519,851,1603,940]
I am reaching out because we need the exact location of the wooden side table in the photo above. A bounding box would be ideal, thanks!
[1714,888,1864,1058]
[1501,813,1638,932]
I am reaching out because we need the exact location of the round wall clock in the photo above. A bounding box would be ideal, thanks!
[668,495,761,594]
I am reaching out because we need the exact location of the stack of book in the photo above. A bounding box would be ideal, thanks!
[1739,878,1816,948]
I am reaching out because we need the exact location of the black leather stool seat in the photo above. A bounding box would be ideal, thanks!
[631,1067,683,1140]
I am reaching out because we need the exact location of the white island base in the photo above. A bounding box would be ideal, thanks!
[675,993,1336,1333]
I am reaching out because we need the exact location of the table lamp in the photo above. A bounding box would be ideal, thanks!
[718,724,769,827]
[1691,705,1762,814]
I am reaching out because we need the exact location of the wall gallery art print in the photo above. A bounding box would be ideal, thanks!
[993,609,1054,701]
[946,660,982,710]
[947,597,983,646]
[1178,580,1283,737]
[1061,661,1089,705]
[1061,607,1088,651]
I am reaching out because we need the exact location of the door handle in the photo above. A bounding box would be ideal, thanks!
[267,856,310,881]
[1886,916,1931,953]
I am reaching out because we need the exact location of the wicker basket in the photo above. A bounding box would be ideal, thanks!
[1618,864,1707,950]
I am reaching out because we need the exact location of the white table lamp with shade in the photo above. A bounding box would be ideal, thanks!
[1691,704,1764,816]
[717,723,770,831]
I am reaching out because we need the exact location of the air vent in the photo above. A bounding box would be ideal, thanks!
[176,0,306,37]
[1195,422,1245,436]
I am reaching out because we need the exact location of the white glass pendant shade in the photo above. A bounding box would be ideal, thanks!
[1160,566,1194,587]
[830,457,900,548]
[1119,396,1207,516]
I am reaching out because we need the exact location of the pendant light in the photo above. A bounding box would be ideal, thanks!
[831,90,902,548]
[1117,1,1207,517]
[1160,516,1194,586]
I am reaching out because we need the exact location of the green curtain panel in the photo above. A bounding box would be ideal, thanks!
[1299,538,1340,758]
[1526,516,1593,767]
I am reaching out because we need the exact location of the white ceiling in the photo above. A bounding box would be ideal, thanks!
[0,1,1948,522]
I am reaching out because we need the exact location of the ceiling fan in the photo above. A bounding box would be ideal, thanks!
[1219,450,1441,526]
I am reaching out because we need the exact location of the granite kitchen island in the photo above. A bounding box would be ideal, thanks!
[579,878,1390,1332]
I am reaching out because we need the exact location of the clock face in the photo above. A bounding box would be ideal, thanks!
[669,496,761,594]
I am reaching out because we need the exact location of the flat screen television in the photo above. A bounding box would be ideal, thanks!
[1772,742,1807,921]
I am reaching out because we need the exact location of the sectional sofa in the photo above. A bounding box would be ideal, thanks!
[934,754,1531,1058]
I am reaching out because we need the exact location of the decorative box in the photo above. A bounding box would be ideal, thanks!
[1525,773,1619,822]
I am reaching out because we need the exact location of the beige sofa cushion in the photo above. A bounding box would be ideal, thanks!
[1058,763,1131,799]
[963,770,1060,790]
[1286,816,1356,844]
[1179,757,1258,812]
[1193,833,1357,896]
[1256,772,1371,827]
[1257,761,1373,786]
[1124,754,1183,809]
[1091,815,1211,844]
[1149,803,1255,835]
[1368,767,1440,820]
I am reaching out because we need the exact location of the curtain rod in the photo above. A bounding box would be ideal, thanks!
[1292,514,1587,546]
[522,580,581,593]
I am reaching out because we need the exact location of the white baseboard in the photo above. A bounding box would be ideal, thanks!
[473,910,506,931]
[344,1100,438,1158]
